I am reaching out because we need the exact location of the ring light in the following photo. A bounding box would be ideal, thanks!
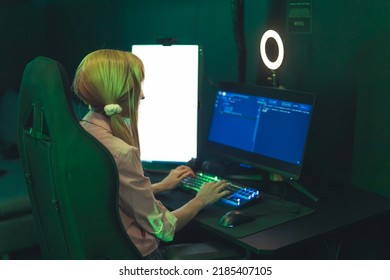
[260,30,284,70]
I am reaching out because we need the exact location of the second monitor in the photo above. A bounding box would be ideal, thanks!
[131,45,201,169]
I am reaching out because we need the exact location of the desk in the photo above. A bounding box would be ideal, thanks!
[156,178,390,258]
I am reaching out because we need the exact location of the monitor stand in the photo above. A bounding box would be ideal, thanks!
[286,178,319,202]
[142,161,181,174]
[269,172,319,202]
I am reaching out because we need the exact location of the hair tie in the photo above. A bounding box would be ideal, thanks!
[104,104,122,117]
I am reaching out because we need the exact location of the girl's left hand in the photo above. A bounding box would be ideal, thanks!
[159,165,195,191]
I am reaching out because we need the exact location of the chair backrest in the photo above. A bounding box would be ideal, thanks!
[17,57,142,259]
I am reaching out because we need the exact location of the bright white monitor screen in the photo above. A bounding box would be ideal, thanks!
[131,45,199,164]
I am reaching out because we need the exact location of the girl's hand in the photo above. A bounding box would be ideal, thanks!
[155,165,195,192]
[195,180,230,207]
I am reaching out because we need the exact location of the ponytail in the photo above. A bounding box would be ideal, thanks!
[73,49,144,148]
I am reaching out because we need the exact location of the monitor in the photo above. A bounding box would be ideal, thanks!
[207,82,315,180]
[131,45,201,168]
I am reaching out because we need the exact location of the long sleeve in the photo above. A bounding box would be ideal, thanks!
[80,111,176,256]
[115,144,177,242]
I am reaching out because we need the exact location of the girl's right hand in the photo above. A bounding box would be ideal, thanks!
[195,180,230,207]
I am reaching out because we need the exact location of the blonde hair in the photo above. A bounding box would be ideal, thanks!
[72,49,144,148]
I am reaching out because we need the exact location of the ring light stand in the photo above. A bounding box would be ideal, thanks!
[259,30,319,201]
[260,30,285,182]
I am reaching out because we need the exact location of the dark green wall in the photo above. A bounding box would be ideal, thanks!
[261,1,390,195]
[0,0,47,94]
[43,0,268,93]
[2,0,389,196]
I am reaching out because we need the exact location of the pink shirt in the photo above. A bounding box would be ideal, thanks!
[80,111,177,257]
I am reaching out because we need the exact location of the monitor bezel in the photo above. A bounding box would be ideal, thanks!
[206,81,316,180]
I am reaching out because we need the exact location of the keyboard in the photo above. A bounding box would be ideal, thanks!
[179,172,261,208]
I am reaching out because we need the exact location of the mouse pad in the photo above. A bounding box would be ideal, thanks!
[196,193,315,239]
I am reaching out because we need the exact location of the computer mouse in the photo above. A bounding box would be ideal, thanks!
[218,210,255,227]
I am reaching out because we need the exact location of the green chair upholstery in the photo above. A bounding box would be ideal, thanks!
[17,57,248,260]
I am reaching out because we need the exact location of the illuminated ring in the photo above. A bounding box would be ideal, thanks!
[260,30,284,70]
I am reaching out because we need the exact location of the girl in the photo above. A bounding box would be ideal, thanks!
[72,49,228,259]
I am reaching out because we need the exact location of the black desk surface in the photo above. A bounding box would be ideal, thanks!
[238,186,390,255]
[155,176,390,256]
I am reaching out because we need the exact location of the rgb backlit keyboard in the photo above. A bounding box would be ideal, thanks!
[179,172,261,208]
